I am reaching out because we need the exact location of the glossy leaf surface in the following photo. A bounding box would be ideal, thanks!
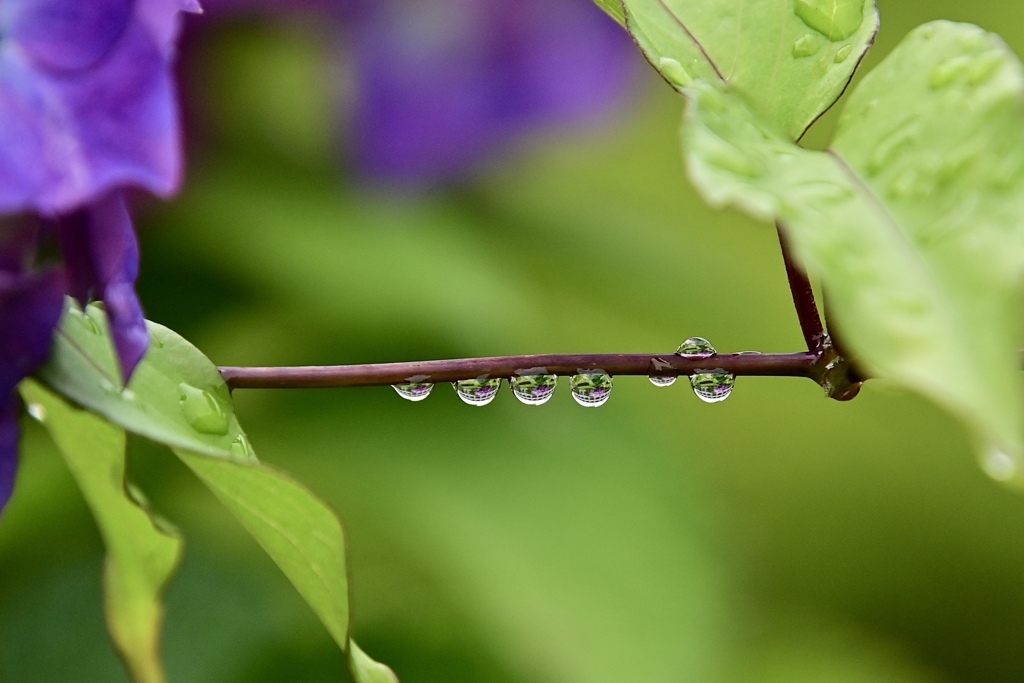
[19,381,182,683]
[684,22,1024,476]
[603,0,878,137]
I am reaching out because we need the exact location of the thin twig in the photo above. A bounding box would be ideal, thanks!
[776,222,827,352]
[220,352,819,389]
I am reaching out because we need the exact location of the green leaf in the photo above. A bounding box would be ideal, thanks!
[348,640,400,683]
[35,300,397,677]
[592,0,625,26]
[620,0,879,137]
[18,381,183,683]
[683,22,1024,476]
[172,448,351,646]
[37,302,251,459]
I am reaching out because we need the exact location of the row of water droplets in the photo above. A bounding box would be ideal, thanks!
[392,337,735,407]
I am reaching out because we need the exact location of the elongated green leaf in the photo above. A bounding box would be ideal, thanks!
[173,449,350,646]
[348,640,399,683]
[620,0,878,137]
[592,0,625,26]
[35,300,396,678]
[683,22,1024,477]
[37,302,251,459]
[19,381,182,683]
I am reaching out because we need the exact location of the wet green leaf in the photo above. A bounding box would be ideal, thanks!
[684,22,1024,477]
[19,382,182,683]
[33,300,396,678]
[618,0,878,137]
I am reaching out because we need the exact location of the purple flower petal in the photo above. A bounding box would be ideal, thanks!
[348,0,635,184]
[0,397,20,516]
[56,192,148,382]
[6,0,133,71]
[0,0,191,214]
[0,266,66,396]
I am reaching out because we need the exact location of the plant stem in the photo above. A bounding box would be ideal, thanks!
[220,352,818,389]
[776,222,827,352]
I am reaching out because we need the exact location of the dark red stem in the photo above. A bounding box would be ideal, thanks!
[776,222,826,353]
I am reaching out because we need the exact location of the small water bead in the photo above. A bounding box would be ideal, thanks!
[26,403,46,422]
[675,337,735,403]
[178,382,230,435]
[392,382,434,402]
[657,57,694,87]
[570,372,613,407]
[230,434,254,460]
[648,375,677,387]
[982,447,1019,482]
[834,44,853,63]
[792,34,821,58]
[794,0,864,42]
[454,377,501,406]
[510,374,557,405]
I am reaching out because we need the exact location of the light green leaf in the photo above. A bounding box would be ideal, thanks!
[683,22,1024,476]
[592,0,625,27]
[172,448,351,647]
[35,301,396,677]
[620,0,878,137]
[348,640,400,683]
[37,301,251,459]
[19,381,182,683]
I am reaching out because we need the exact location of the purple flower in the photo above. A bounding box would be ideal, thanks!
[195,0,634,186]
[0,0,198,514]
[0,227,66,513]
[346,0,635,185]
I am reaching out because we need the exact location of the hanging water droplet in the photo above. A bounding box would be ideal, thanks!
[794,0,864,42]
[570,371,613,407]
[648,375,677,387]
[982,447,1019,482]
[453,377,502,406]
[26,403,46,422]
[178,383,230,435]
[657,57,694,88]
[230,434,253,459]
[510,373,558,405]
[792,34,822,58]
[689,371,735,403]
[834,44,853,63]
[392,381,434,402]
[675,337,735,403]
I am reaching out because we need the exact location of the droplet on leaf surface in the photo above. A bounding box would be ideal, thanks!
[178,383,229,435]
[793,0,864,42]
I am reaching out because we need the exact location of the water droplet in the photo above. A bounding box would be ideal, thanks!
[792,34,822,58]
[676,337,735,403]
[689,370,735,403]
[794,0,864,42]
[570,371,613,407]
[982,447,1019,482]
[120,389,137,401]
[929,55,971,89]
[392,382,434,402]
[675,337,715,358]
[968,51,1005,86]
[453,378,501,406]
[99,378,118,394]
[834,44,853,63]
[178,383,229,435]
[648,375,677,387]
[657,57,694,88]
[26,403,46,422]
[230,434,253,459]
[866,120,920,175]
[67,307,101,335]
[510,374,557,405]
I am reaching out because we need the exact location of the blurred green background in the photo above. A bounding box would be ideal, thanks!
[4,1,1024,681]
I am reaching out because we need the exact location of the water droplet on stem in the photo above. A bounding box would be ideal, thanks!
[393,382,434,402]
[510,374,557,405]
[454,378,501,406]
[570,372,613,407]
[675,337,735,403]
